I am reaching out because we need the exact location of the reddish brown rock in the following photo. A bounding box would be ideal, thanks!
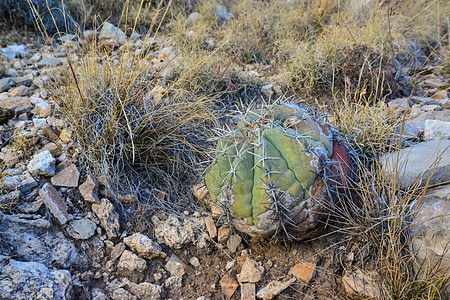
[289,262,316,284]
[240,283,256,300]
[51,164,79,187]
[79,175,100,204]
[220,273,238,299]
[204,215,217,239]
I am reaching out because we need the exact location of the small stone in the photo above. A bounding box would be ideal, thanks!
[256,277,296,299]
[127,282,163,300]
[39,183,69,225]
[8,85,29,97]
[261,84,274,99]
[99,22,126,44]
[0,96,32,111]
[165,254,186,277]
[241,283,256,300]
[35,102,51,117]
[123,232,166,259]
[164,276,182,289]
[92,198,120,238]
[41,124,59,141]
[117,250,147,277]
[66,218,97,239]
[110,288,137,300]
[388,98,410,110]
[33,118,47,129]
[220,273,238,299]
[27,150,55,176]
[0,78,14,92]
[342,269,381,299]
[59,128,72,142]
[110,242,126,261]
[216,5,233,21]
[51,164,80,187]
[218,225,230,242]
[189,257,200,267]
[192,183,209,202]
[237,258,264,283]
[37,53,61,67]
[227,234,241,253]
[394,122,419,141]
[204,215,217,239]
[424,120,450,140]
[186,12,202,27]
[288,262,316,284]
[79,175,100,204]
[42,142,62,156]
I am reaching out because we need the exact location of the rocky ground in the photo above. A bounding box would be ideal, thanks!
[0,13,450,300]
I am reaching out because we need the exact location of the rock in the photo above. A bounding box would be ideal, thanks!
[408,110,450,129]
[0,256,72,299]
[216,5,233,24]
[342,269,381,299]
[1,172,38,192]
[66,218,97,240]
[0,107,13,123]
[261,84,274,99]
[27,150,56,176]
[204,215,217,239]
[0,214,86,269]
[8,85,29,97]
[81,237,105,263]
[12,75,33,86]
[394,122,419,141]
[0,96,32,112]
[42,124,60,141]
[127,282,163,300]
[381,140,450,189]
[186,12,202,27]
[110,288,137,300]
[153,215,208,249]
[35,101,52,117]
[117,250,147,279]
[422,104,441,111]
[256,277,296,299]
[43,142,62,156]
[241,283,256,300]
[411,96,438,105]
[189,257,200,267]
[79,175,100,204]
[192,183,209,202]
[37,53,62,67]
[288,262,316,284]
[99,22,126,44]
[110,242,126,261]
[39,183,70,225]
[220,273,238,299]
[237,258,264,283]
[227,234,241,253]
[33,117,47,129]
[424,120,450,140]
[123,232,166,259]
[0,77,14,92]
[388,98,410,110]
[91,288,108,300]
[92,198,120,238]
[410,186,450,277]
[51,163,80,187]
[164,276,182,289]
[217,225,230,242]
[59,128,72,142]
[165,254,186,277]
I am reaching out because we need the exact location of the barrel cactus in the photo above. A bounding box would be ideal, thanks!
[205,104,351,239]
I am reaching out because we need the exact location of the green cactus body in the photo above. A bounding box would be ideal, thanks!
[206,104,337,237]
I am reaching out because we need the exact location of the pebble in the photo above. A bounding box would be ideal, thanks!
[256,277,296,299]
[66,218,97,240]
[79,175,100,204]
[240,283,256,300]
[27,150,56,177]
[219,273,238,299]
[227,234,241,253]
[288,262,316,284]
[92,198,120,239]
[123,232,166,259]
[39,183,70,225]
[165,254,186,277]
[51,163,80,187]
[204,215,217,239]
[237,258,264,283]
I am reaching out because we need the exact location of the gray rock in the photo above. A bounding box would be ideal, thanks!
[127,282,163,300]
[381,140,450,189]
[424,120,450,140]
[388,98,410,110]
[27,150,56,177]
[92,198,120,238]
[123,232,166,259]
[0,77,14,92]
[110,288,137,300]
[99,22,126,44]
[165,254,186,277]
[67,218,97,240]
[39,183,70,225]
[410,186,450,286]
[81,237,105,263]
[256,277,296,300]
[110,242,126,261]
[394,122,419,141]
[227,234,241,253]
[164,276,182,289]
[407,110,450,129]
[261,84,274,99]
[37,53,62,67]
[0,256,72,299]
[117,250,147,281]
[0,214,86,269]
[216,5,233,23]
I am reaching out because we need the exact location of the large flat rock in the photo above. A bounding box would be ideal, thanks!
[381,140,450,189]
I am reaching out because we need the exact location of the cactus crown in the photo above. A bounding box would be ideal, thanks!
[206,104,338,238]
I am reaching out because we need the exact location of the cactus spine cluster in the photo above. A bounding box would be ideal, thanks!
[206,103,349,238]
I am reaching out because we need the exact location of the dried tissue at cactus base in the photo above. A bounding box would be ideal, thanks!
[205,104,351,238]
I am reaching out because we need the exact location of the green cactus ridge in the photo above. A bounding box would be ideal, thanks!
[205,104,334,235]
